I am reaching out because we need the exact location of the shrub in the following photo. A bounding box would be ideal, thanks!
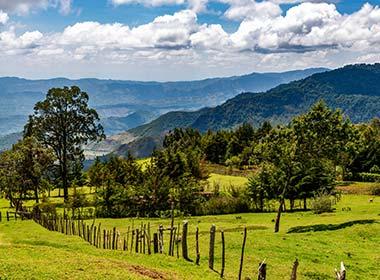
[371,185,380,196]
[35,202,57,215]
[311,195,333,214]
[357,172,380,182]
[197,194,250,215]
[370,165,380,174]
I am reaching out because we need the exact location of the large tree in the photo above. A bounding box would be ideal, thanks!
[25,86,104,201]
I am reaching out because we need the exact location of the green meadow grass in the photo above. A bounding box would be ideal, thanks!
[206,173,248,192]
[1,181,379,279]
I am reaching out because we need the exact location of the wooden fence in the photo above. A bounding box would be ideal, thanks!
[24,208,347,280]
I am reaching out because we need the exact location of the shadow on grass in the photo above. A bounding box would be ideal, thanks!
[287,219,378,234]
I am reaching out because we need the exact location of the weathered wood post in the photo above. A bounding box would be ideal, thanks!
[176,222,180,258]
[0,211,2,222]
[6,211,9,222]
[103,229,106,249]
[335,262,346,280]
[221,229,225,278]
[182,220,190,261]
[111,227,116,249]
[131,230,135,253]
[209,224,216,270]
[116,230,120,250]
[135,229,139,253]
[290,259,299,280]
[169,202,175,256]
[153,233,159,254]
[159,225,164,254]
[238,227,247,280]
[258,261,267,280]
[147,223,151,255]
[195,226,200,265]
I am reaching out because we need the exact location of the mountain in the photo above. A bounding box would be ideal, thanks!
[107,63,380,157]
[0,68,327,138]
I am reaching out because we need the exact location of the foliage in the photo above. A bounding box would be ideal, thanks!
[370,185,380,196]
[311,194,333,214]
[25,86,105,201]
[356,173,380,182]
[0,137,54,210]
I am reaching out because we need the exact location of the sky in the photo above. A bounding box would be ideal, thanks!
[1,0,380,81]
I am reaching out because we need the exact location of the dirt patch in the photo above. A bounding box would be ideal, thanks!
[129,265,168,279]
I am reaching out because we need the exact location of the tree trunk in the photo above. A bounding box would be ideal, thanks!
[34,187,39,204]
[274,199,284,233]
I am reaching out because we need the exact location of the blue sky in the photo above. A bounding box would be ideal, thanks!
[1,0,380,80]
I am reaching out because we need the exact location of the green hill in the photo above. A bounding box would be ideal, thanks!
[131,63,380,138]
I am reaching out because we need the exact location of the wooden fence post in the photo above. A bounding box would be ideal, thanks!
[221,230,225,278]
[6,211,9,222]
[209,224,216,270]
[238,227,247,280]
[195,226,200,265]
[258,261,267,280]
[112,227,116,250]
[182,220,190,261]
[153,233,159,254]
[335,262,346,280]
[147,223,151,255]
[291,259,299,280]
[159,225,164,254]
[135,229,139,253]
[103,229,106,249]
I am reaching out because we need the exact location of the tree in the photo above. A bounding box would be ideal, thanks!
[25,86,105,201]
[0,137,54,209]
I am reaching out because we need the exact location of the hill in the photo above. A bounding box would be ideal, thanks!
[132,63,380,136]
[107,63,380,157]
[0,68,326,138]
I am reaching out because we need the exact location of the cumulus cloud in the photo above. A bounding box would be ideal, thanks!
[0,0,72,15]
[2,2,380,80]
[0,10,8,24]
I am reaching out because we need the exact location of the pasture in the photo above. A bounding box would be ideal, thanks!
[1,191,379,279]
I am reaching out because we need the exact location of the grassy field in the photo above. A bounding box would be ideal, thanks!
[206,173,248,192]
[1,179,379,279]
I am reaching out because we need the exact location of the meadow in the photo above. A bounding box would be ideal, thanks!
[1,178,379,279]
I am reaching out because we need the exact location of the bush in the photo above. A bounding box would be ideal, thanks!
[311,195,333,214]
[197,193,250,215]
[357,172,380,182]
[370,165,380,174]
[371,185,380,196]
[35,202,57,215]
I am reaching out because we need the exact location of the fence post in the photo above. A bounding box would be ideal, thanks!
[221,229,225,278]
[112,227,116,250]
[103,230,106,249]
[6,211,9,222]
[291,259,299,280]
[0,211,2,222]
[209,224,216,270]
[238,227,247,280]
[195,226,200,265]
[182,220,190,261]
[153,233,159,254]
[258,261,267,280]
[135,229,139,253]
[335,262,346,280]
[147,223,151,255]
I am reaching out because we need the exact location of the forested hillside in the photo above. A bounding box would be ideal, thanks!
[131,64,380,138]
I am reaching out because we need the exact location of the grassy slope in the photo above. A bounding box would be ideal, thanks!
[0,221,218,280]
[1,181,379,279]
[95,195,380,280]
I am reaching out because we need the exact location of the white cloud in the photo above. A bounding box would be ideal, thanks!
[0,10,8,24]
[2,2,380,80]
[0,0,73,15]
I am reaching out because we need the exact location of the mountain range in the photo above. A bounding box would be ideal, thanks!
[0,68,327,151]
[95,63,380,158]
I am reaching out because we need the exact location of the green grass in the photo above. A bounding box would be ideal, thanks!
[206,173,248,192]
[0,219,218,280]
[94,195,379,279]
[1,188,380,279]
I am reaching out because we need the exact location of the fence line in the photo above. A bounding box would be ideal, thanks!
[4,207,347,280]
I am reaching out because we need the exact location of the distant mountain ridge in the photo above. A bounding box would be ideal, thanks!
[104,63,380,158]
[0,67,327,138]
